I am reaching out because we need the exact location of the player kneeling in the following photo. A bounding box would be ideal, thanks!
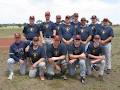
[68,35,86,84]
[46,35,68,80]
[7,33,30,80]
[25,36,46,80]
[86,35,105,81]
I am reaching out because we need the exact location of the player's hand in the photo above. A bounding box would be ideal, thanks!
[91,60,96,64]
[32,64,37,69]
[19,59,24,64]
[42,40,45,44]
[101,40,106,45]
[25,45,30,52]
[69,60,75,64]
[51,57,57,61]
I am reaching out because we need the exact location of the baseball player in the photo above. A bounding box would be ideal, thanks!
[86,35,105,81]
[60,15,75,50]
[98,18,114,74]
[54,15,62,35]
[71,13,81,35]
[7,33,30,80]
[23,16,40,41]
[46,35,67,80]
[40,11,56,44]
[79,17,92,51]
[89,15,102,41]
[68,35,86,84]
[25,36,46,80]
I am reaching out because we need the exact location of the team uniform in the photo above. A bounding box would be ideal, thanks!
[28,44,46,78]
[40,21,56,44]
[54,22,62,35]
[98,25,114,70]
[47,43,67,76]
[86,42,105,76]
[68,44,86,77]
[7,41,30,76]
[23,24,40,41]
[88,23,102,41]
[79,25,92,50]
[60,24,75,49]
[71,21,81,35]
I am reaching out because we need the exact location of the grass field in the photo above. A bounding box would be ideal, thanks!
[0,26,120,90]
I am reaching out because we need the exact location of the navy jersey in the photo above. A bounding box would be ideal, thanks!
[28,46,45,64]
[60,24,75,40]
[9,41,30,61]
[79,25,92,41]
[54,22,62,35]
[98,25,114,41]
[68,44,85,55]
[40,21,55,38]
[71,22,81,35]
[86,42,104,58]
[88,23,102,36]
[47,43,67,58]
[23,24,39,40]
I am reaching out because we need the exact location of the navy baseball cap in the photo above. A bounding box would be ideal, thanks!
[65,15,70,19]
[91,15,97,19]
[74,13,79,17]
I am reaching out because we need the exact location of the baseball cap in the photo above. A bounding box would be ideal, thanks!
[33,36,39,42]
[65,15,70,19]
[29,16,35,20]
[56,15,61,19]
[103,18,109,22]
[74,13,79,17]
[53,35,61,41]
[74,35,81,40]
[45,11,50,16]
[91,15,97,19]
[14,33,21,38]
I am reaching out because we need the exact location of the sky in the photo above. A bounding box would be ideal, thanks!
[0,0,119,24]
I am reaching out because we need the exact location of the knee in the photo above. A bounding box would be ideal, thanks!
[39,62,46,68]
[101,60,105,64]
[7,58,15,64]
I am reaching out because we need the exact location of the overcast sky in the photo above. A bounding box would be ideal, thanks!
[0,0,119,24]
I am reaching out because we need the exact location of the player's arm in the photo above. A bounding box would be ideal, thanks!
[101,36,113,45]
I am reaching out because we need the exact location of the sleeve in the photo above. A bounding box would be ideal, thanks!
[87,27,92,36]
[100,46,105,55]
[68,45,73,54]
[23,25,27,34]
[39,47,45,58]
[81,45,85,53]
[59,25,63,38]
[61,44,67,55]
[72,26,75,37]
[39,23,44,32]
[52,22,56,30]
[9,45,19,62]
[47,45,52,58]
[109,27,114,37]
